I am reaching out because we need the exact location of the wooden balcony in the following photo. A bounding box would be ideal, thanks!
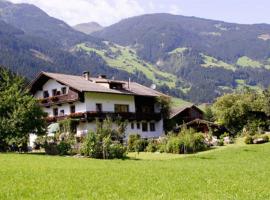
[45,111,162,123]
[85,112,161,121]
[38,90,80,107]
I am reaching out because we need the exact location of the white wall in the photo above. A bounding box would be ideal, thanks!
[77,120,164,139]
[45,101,86,117]
[85,92,135,112]
[34,79,69,98]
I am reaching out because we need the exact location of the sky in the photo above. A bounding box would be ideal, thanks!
[7,0,270,26]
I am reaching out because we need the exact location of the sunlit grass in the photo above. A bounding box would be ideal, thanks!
[1,142,270,199]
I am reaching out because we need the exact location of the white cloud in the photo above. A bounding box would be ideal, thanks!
[7,0,182,26]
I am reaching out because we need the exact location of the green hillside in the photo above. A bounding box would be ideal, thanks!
[76,43,177,88]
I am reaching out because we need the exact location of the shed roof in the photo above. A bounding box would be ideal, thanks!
[169,105,203,119]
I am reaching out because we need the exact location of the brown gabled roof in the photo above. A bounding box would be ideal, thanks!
[169,104,203,119]
[28,71,167,97]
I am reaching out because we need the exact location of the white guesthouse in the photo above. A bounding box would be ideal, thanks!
[29,71,167,143]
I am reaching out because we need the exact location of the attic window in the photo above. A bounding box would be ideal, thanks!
[109,83,123,90]
[43,90,49,98]
[52,89,57,96]
[61,87,67,95]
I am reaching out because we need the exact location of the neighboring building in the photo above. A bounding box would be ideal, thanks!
[167,105,204,130]
[175,119,229,136]
[29,71,167,139]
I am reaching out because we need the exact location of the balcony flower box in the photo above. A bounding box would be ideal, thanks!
[50,96,59,102]
[69,112,85,118]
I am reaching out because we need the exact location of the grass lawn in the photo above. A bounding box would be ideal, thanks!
[1,142,270,200]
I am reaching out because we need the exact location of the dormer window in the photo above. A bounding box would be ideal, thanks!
[43,90,49,98]
[109,83,123,90]
[61,87,67,95]
[52,89,57,96]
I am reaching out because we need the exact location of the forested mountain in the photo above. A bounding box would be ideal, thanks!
[92,14,270,102]
[0,0,101,47]
[1,1,270,103]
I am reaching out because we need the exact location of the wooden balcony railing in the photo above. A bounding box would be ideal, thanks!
[38,90,79,106]
[44,111,162,123]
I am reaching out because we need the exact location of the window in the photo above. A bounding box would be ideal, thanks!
[137,122,140,129]
[61,87,67,95]
[131,122,134,129]
[96,103,103,112]
[142,122,148,132]
[43,90,49,98]
[53,108,58,116]
[52,89,57,96]
[150,123,156,132]
[60,110,65,116]
[70,105,76,113]
[115,104,129,113]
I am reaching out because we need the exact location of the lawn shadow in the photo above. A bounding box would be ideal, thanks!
[243,148,257,152]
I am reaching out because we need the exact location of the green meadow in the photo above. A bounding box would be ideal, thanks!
[1,141,270,200]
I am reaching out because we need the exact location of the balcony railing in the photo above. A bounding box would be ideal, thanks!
[38,92,79,106]
[44,111,162,123]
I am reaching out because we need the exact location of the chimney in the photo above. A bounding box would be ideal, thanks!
[128,77,131,89]
[83,71,90,80]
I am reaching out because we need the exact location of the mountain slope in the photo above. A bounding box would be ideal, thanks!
[73,22,103,35]
[0,1,101,47]
[93,13,270,63]
[92,14,270,102]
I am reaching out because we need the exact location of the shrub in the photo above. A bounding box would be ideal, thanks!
[57,141,71,155]
[192,133,207,151]
[108,143,127,159]
[127,134,148,152]
[217,139,224,146]
[245,134,269,144]
[166,137,181,154]
[80,131,101,158]
[81,118,127,159]
[127,134,141,152]
[165,130,207,154]
[146,140,158,153]
[44,143,58,155]
[245,135,253,144]
[158,143,166,153]
[253,134,269,144]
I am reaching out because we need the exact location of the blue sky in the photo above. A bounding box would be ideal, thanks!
[8,0,270,26]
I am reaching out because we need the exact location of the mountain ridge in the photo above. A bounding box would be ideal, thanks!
[1,1,270,103]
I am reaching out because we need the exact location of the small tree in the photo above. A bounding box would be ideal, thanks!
[81,117,127,159]
[0,67,47,151]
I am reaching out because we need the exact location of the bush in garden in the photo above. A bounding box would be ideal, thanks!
[165,128,207,154]
[127,134,148,152]
[244,135,253,144]
[81,117,127,159]
[108,143,127,159]
[127,134,140,152]
[252,134,269,144]
[192,133,207,151]
[80,131,102,158]
[217,139,224,146]
[146,140,158,152]
[245,134,269,144]
[166,137,181,154]
[57,141,72,155]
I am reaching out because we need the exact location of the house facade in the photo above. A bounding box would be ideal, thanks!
[29,71,166,139]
